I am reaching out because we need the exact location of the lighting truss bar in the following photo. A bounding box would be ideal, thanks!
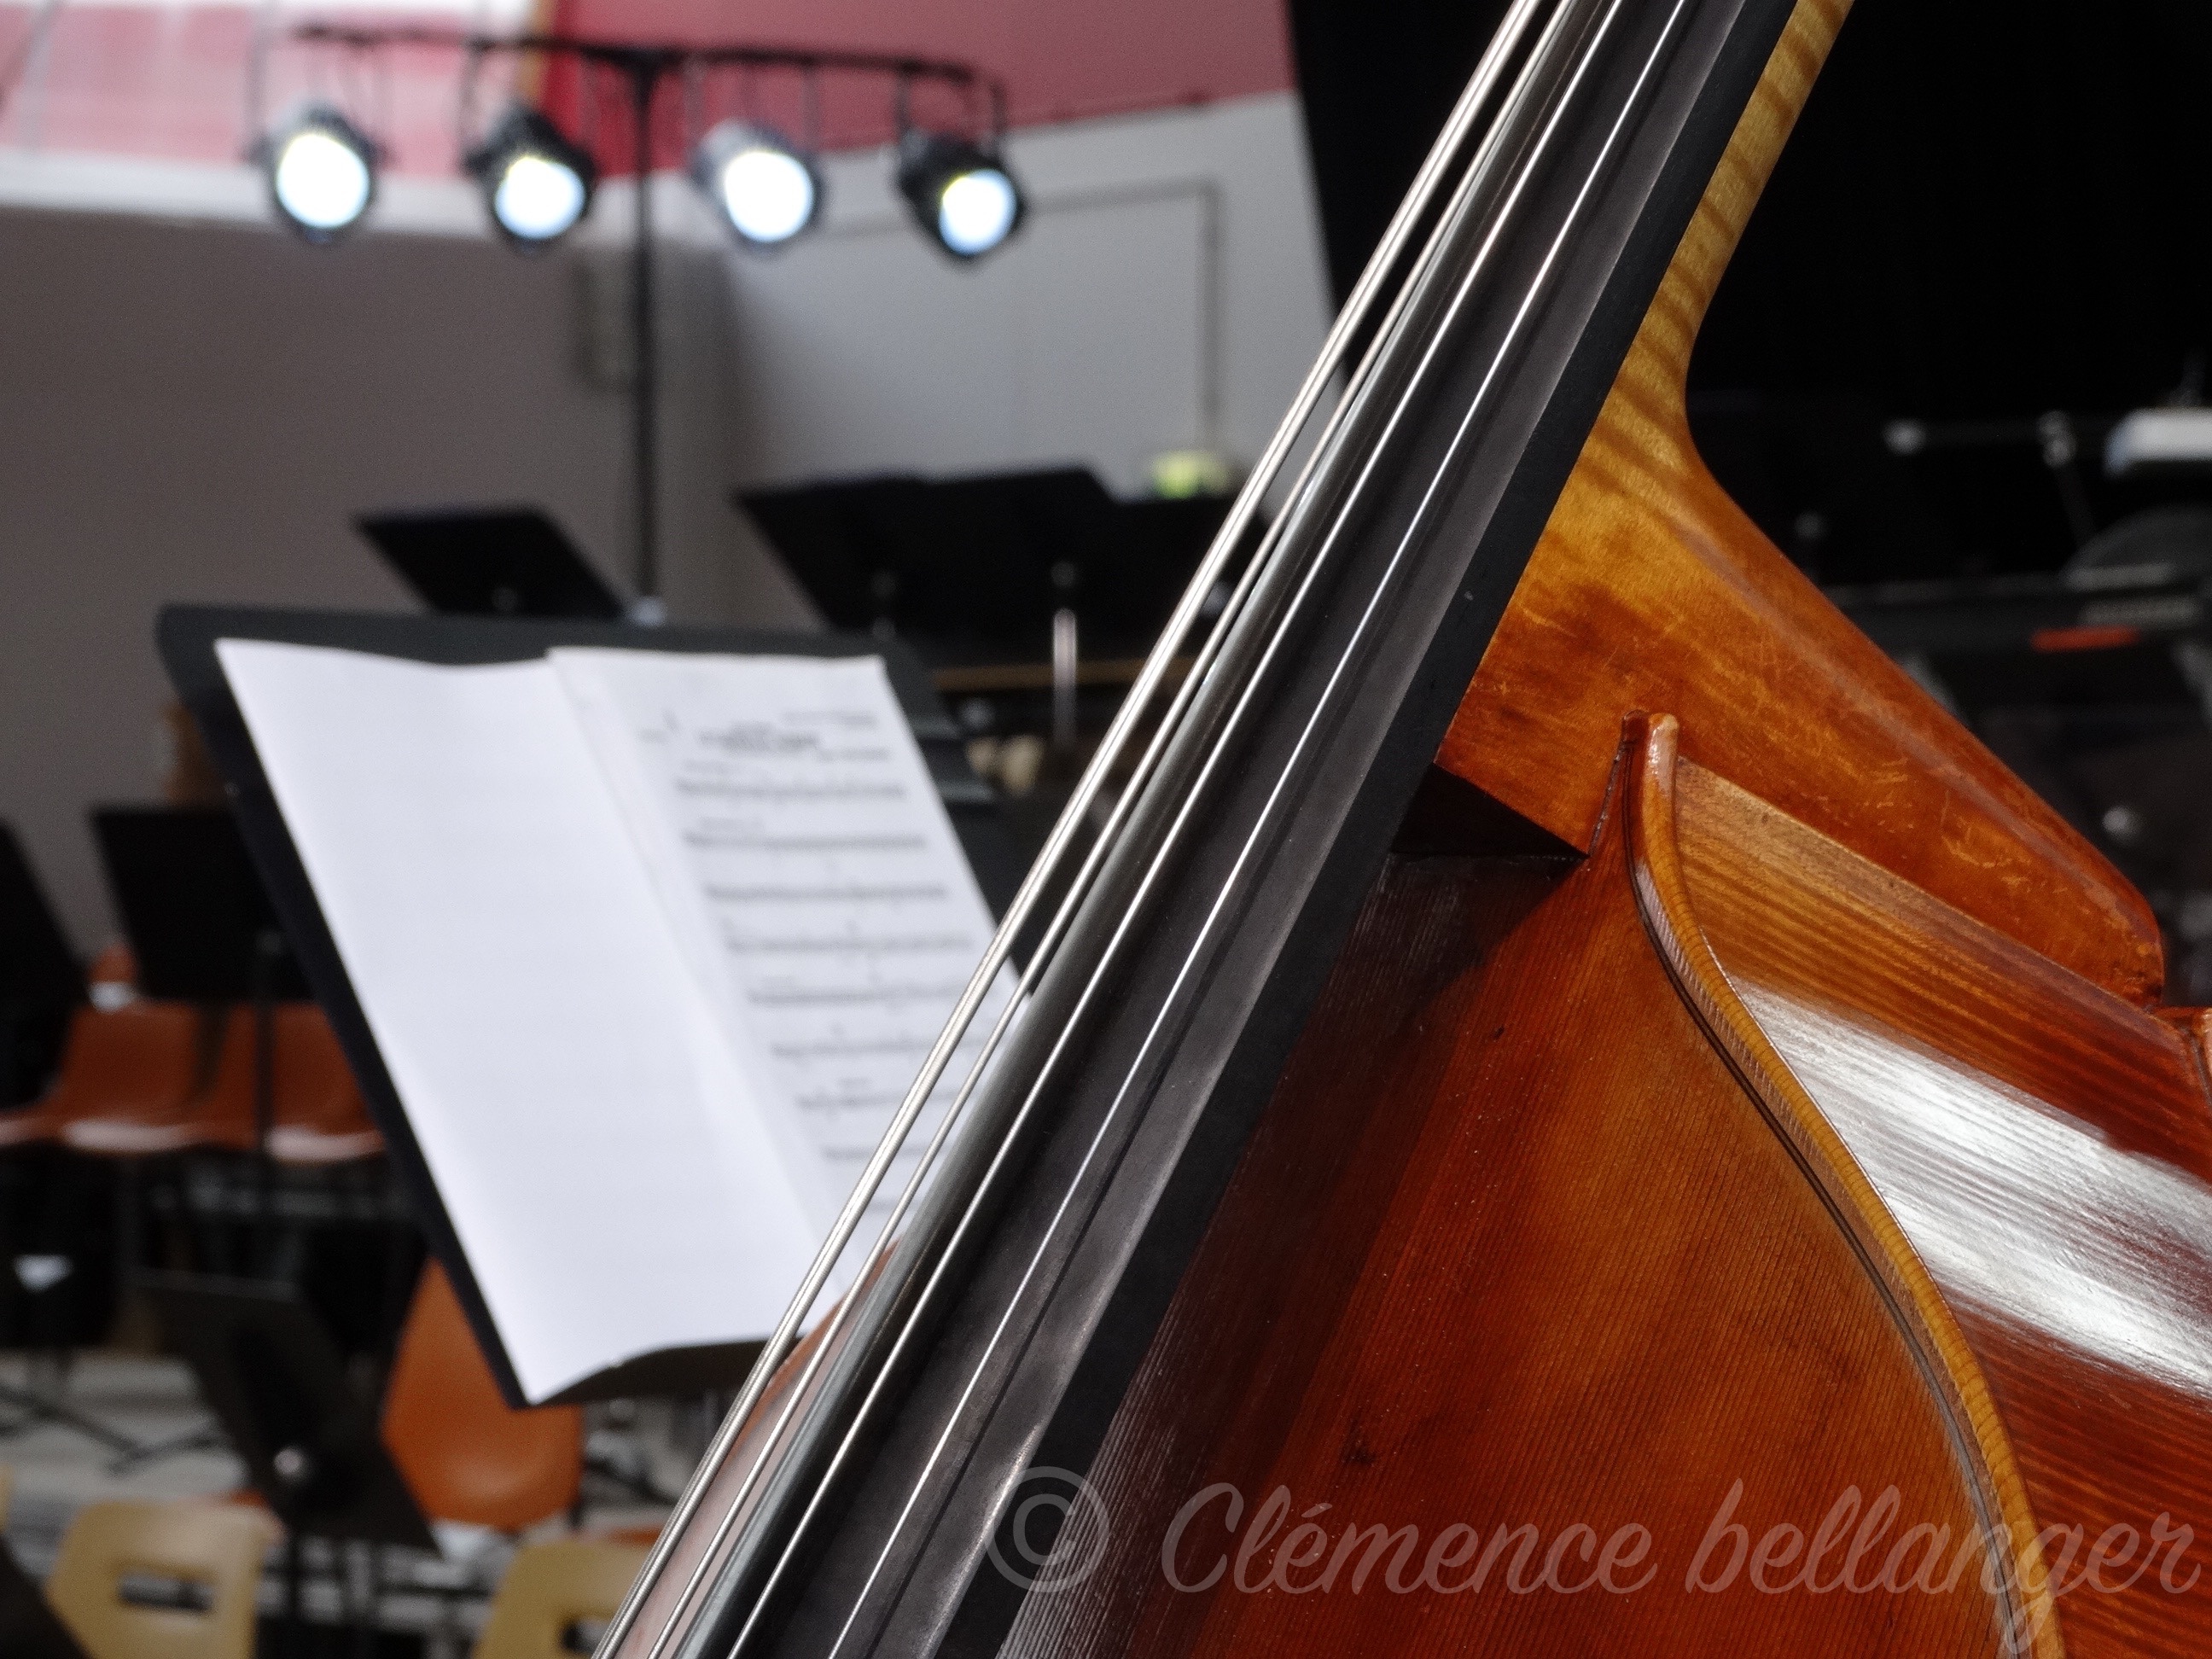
[288,25,1007,122]
[264,22,1011,609]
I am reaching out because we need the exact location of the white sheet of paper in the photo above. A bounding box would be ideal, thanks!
[216,640,821,1403]
[546,649,1015,1243]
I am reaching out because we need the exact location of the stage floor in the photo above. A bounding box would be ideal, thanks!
[0,1349,681,1656]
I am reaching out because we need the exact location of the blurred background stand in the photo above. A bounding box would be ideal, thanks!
[0,828,82,1115]
[740,463,1243,858]
[143,1274,435,1656]
[358,508,626,623]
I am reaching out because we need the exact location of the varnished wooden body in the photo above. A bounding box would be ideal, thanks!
[1435,0,2161,1005]
[996,0,2212,1652]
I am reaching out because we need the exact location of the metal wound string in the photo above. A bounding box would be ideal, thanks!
[802,1,1659,1644]
[598,3,1563,1654]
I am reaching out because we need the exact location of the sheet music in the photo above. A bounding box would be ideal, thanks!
[216,641,822,1403]
[547,649,1014,1241]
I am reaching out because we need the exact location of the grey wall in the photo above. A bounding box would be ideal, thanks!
[721,96,1330,496]
[0,197,762,956]
[0,92,1329,952]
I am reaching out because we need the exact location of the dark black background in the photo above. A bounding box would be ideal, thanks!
[1286,0,2212,580]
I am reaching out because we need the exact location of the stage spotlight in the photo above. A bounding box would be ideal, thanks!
[895,131,1024,260]
[468,107,597,251]
[690,121,822,248]
[263,104,377,244]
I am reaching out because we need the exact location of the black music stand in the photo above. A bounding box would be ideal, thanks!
[86,811,315,1478]
[157,606,1019,1410]
[0,824,82,1108]
[738,464,1225,666]
[143,1274,434,1655]
[0,829,119,1457]
[90,809,309,1007]
[92,808,308,1249]
[357,507,625,621]
[0,1537,85,1659]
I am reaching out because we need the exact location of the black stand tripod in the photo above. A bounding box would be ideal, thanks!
[141,1275,434,1657]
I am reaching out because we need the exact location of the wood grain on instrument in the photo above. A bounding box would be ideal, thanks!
[1679,754,2212,1657]
[1010,740,2011,1655]
[1625,715,2060,1658]
[1435,0,2165,1004]
[1005,0,2212,1650]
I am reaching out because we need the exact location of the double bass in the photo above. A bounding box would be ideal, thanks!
[604,0,2212,1652]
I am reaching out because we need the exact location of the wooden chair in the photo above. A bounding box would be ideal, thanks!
[472,1539,649,1659]
[264,1006,383,1166]
[381,1261,583,1532]
[84,944,137,1009]
[65,1004,385,1161]
[45,1499,276,1659]
[58,1004,252,1156]
[0,1003,201,1150]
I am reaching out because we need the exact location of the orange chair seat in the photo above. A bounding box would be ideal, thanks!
[61,1114,240,1155]
[266,1006,385,1166]
[20,1002,201,1151]
[0,1097,64,1149]
[265,1121,385,1163]
[382,1261,583,1532]
[63,1003,300,1156]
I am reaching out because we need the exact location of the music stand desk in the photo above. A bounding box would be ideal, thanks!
[89,808,307,1005]
[0,822,82,1111]
[141,1274,432,1551]
[157,606,1019,1407]
[357,508,624,621]
[0,824,82,1012]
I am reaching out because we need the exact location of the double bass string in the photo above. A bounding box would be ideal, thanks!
[773,4,1644,1650]
[634,0,1589,1644]
[601,2,1568,1654]
[789,1,1700,1647]
[738,22,1613,1652]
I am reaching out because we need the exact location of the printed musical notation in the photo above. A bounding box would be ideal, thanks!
[216,638,1005,1401]
[550,649,1013,1237]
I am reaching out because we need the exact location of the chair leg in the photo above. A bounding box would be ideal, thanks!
[346,1540,381,1659]
[114,1156,142,1296]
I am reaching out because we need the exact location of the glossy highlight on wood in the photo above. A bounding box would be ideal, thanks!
[1435,0,2163,1004]
[1010,735,2008,1656]
[998,0,2212,1649]
[1675,753,2212,1656]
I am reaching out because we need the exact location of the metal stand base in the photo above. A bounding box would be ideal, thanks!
[105,1416,223,1475]
[0,1378,143,1458]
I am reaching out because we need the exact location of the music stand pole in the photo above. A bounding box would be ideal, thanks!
[281,1528,305,1658]
[253,926,282,1260]
[140,1276,438,1653]
[626,54,660,611]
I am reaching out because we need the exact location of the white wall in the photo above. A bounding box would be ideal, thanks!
[719,96,1330,495]
[0,92,1329,951]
